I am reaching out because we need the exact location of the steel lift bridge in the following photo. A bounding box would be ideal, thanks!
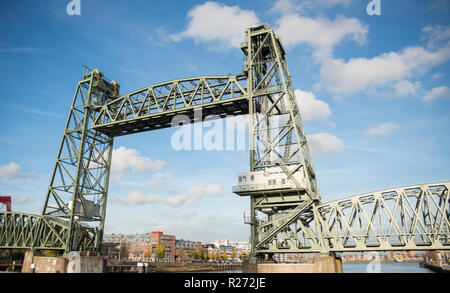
[0,25,449,260]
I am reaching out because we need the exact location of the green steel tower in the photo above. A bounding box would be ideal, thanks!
[40,68,119,253]
[234,24,320,262]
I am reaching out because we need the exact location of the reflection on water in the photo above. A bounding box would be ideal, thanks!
[342,262,433,273]
[207,263,434,273]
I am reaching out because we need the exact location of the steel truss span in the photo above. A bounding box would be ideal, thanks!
[253,182,450,253]
[0,24,448,256]
[92,75,248,136]
[2,182,448,253]
[0,213,98,251]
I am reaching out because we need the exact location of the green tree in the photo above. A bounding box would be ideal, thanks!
[222,253,228,261]
[144,248,152,259]
[231,251,237,260]
[194,248,202,260]
[239,252,244,261]
[155,244,165,261]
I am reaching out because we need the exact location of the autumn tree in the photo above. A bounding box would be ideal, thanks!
[155,244,165,261]
[144,248,152,259]
[195,248,202,260]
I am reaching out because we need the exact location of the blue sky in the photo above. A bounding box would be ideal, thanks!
[0,0,449,242]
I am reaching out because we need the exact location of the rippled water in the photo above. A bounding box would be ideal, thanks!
[206,262,434,273]
[342,262,433,273]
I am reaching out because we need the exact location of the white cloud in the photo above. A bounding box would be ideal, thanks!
[275,14,368,59]
[366,122,398,136]
[428,0,450,11]
[391,80,421,98]
[308,133,344,158]
[121,190,163,205]
[423,86,450,102]
[121,184,223,206]
[0,43,43,54]
[147,172,173,189]
[422,25,450,48]
[169,1,260,50]
[270,13,449,100]
[270,0,302,14]
[166,184,223,206]
[0,162,21,178]
[164,209,199,222]
[0,162,33,179]
[370,79,421,99]
[15,197,29,204]
[318,45,450,96]
[111,147,165,180]
[319,0,353,6]
[271,0,353,14]
[295,89,331,121]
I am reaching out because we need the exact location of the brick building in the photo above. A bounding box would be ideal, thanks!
[151,231,176,262]
[127,234,151,260]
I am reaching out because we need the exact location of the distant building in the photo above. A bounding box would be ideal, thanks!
[103,232,175,261]
[103,233,249,262]
[176,239,197,250]
[151,231,176,262]
[212,239,229,248]
[103,233,151,260]
[175,239,203,262]
[202,243,218,256]
[205,240,251,261]
[123,233,151,260]
[229,241,251,254]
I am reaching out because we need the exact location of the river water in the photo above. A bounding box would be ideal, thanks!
[343,262,433,273]
[211,262,434,273]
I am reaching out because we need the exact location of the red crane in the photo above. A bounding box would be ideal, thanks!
[0,196,11,212]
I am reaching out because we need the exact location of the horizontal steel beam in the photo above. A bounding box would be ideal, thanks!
[0,212,99,252]
[92,75,248,136]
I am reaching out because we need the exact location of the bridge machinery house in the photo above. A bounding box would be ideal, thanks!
[234,166,307,197]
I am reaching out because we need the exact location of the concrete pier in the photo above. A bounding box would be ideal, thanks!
[22,251,68,273]
[21,251,104,273]
[243,255,343,273]
[420,250,450,273]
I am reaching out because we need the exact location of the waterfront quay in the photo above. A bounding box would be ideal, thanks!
[106,260,242,273]
[419,250,450,273]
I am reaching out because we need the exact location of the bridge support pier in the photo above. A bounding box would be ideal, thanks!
[22,251,68,273]
[243,254,343,273]
[21,251,104,273]
[423,250,449,265]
